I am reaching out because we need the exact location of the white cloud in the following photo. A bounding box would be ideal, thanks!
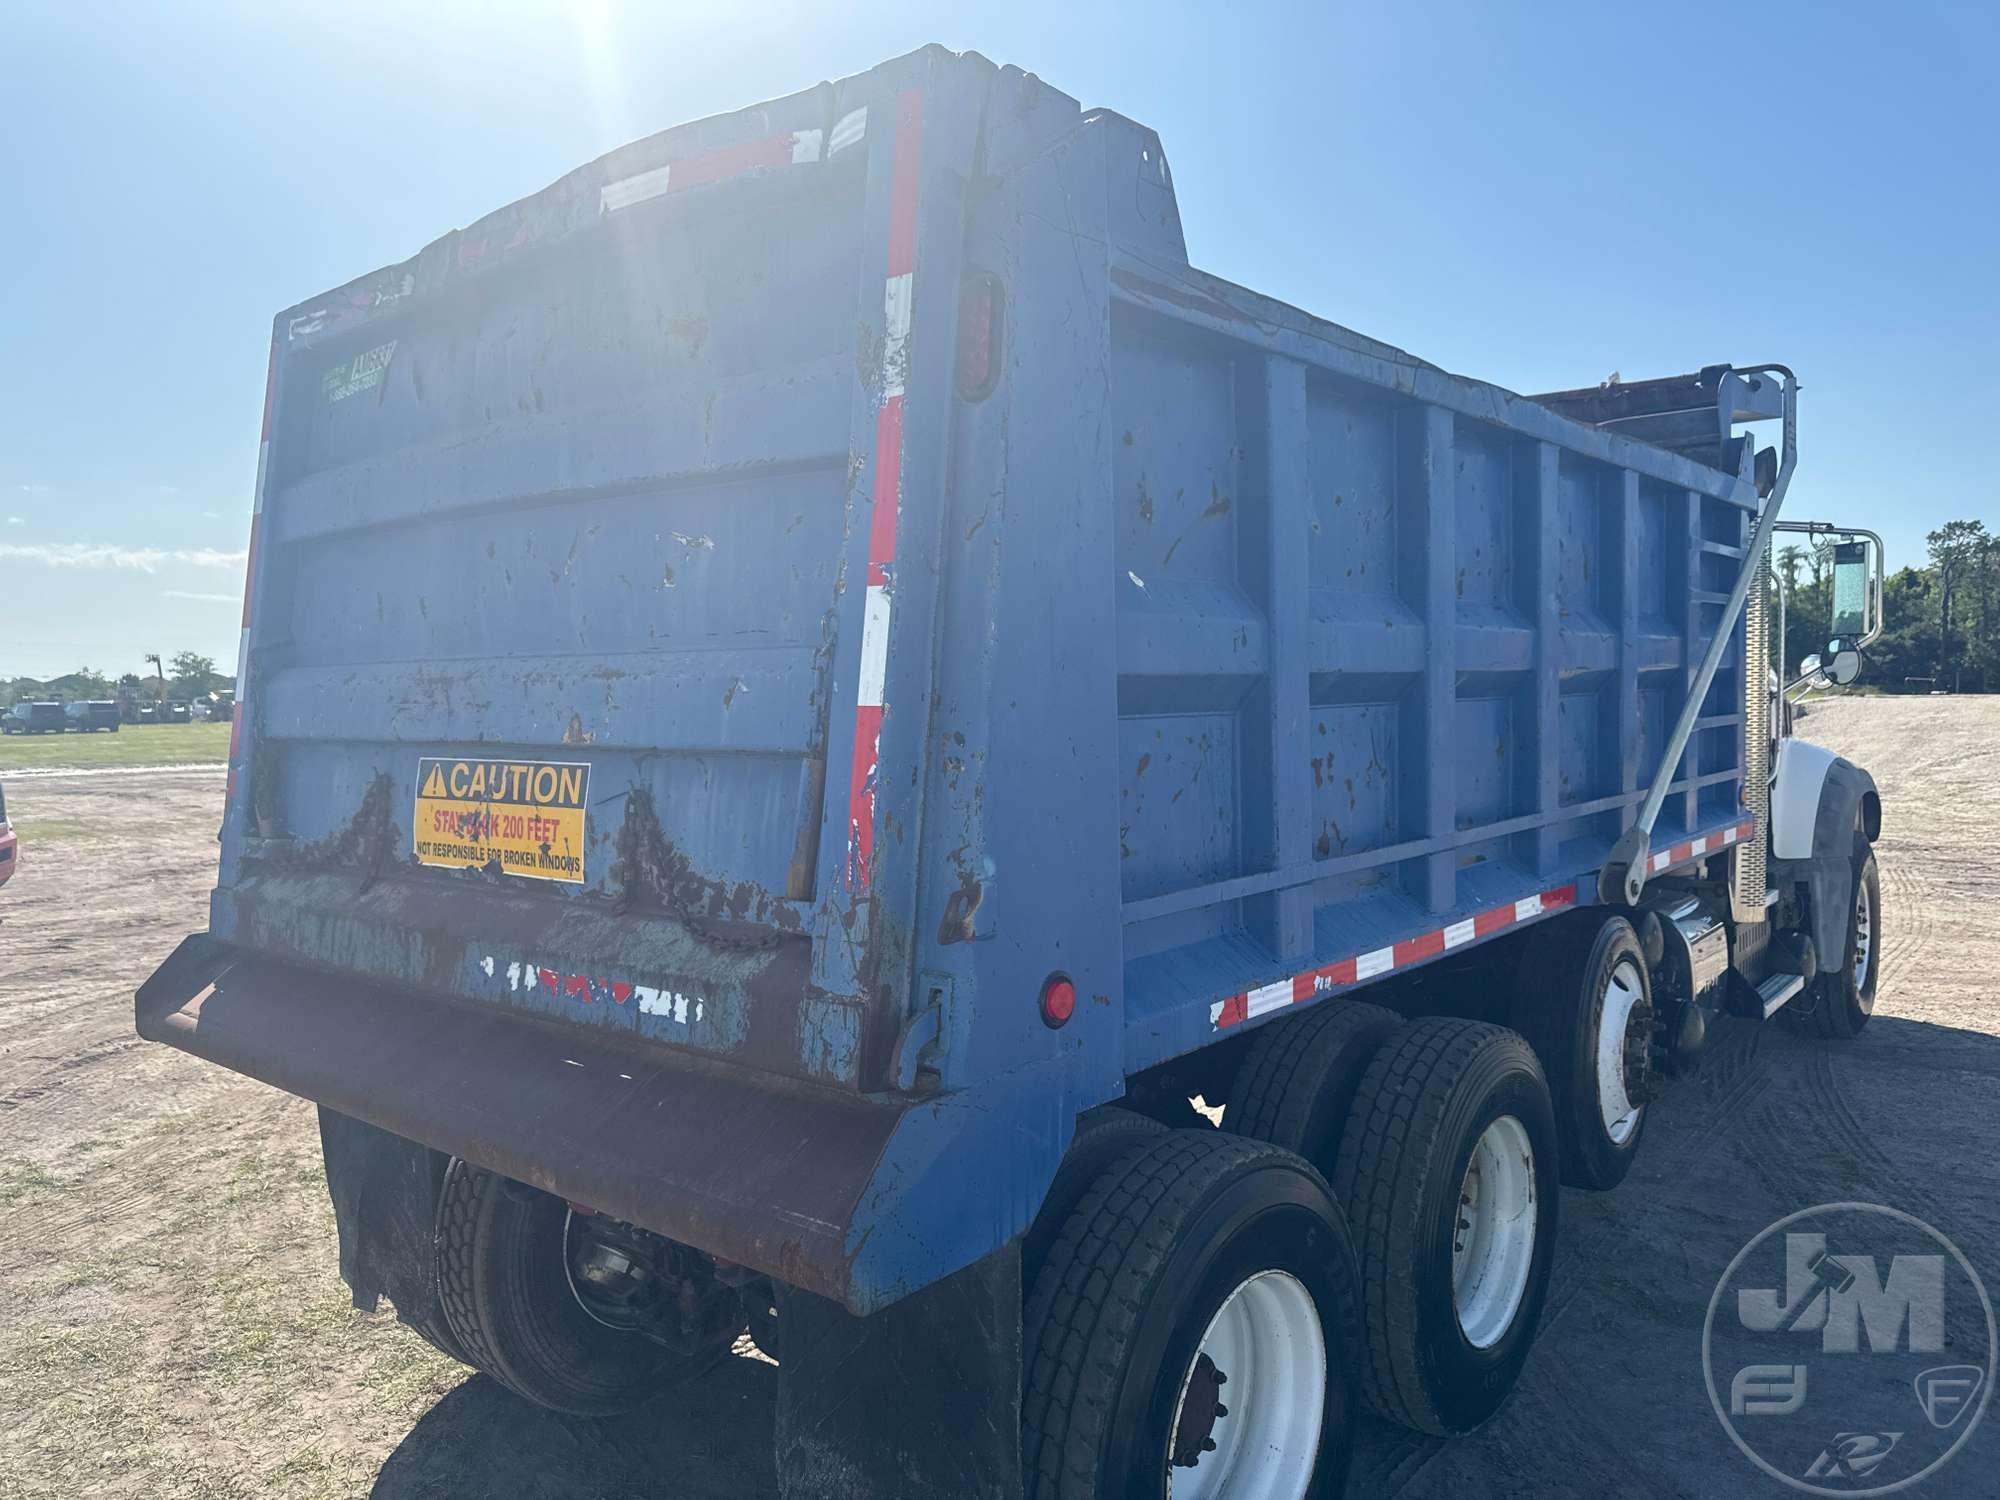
[5,517,20,526]
[201,510,224,520]
[16,484,52,494]
[0,542,247,571]
[161,590,242,604]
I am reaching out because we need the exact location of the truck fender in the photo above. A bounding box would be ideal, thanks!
[1769,738,1880,969]
[1771,738,1835,860]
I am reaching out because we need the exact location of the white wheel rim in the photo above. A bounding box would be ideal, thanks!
[1852,877,1873,992]
[1166,1269,1325,1500]
[1594,958,1645,1146]
[1452,1114,1537,1350]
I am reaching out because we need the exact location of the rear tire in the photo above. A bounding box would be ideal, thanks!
[1510,915,1652,1190]
[1022,1108,1164,1280]
[1789,839,1879,1039]
[435,1161,732,1415]
[407,1306,473,1366]
[1022,1131,1361,1499]
[1334,1018,1559,1435]
[1226,1000,1403,1182]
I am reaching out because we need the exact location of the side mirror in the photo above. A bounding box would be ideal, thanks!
[1830,540,1871,640]
[1821,637,1863,686]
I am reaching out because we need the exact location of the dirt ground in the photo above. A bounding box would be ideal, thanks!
[2,697,1996,1497]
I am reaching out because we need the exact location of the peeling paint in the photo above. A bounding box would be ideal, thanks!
[487,953,704,1024]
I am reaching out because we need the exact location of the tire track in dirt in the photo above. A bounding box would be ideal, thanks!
[1534,1026,1772,1335]
[1876,851,1929,985]
[0,1038,149,1113]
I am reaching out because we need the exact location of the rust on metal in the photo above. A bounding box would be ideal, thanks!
[609,785,801,937]
[137,935,900,1309]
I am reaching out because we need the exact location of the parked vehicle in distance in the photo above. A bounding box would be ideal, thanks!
[0,780,14,890]
[65,699,122,733]
[2,701,67,735]
[132,703,162,725]
[194,691,236,723]
[137,47,1890,1497]
[163,701,193,724]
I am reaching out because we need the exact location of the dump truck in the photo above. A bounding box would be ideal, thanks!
[137,46,1889,1498]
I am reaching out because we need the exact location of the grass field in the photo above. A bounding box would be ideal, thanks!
[0,721,229,772]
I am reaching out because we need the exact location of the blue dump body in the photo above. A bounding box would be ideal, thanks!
[142,46,1763,1314]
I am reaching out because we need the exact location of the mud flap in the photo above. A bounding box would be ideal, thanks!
[1772,759,1878,967]
[776,1242,1022,1499]
[318,1107,451,1326]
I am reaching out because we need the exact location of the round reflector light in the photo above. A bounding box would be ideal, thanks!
[1040,973,1076,1029]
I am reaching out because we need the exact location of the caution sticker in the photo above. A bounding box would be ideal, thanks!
[413,756,589,884]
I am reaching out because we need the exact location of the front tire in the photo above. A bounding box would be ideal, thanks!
[1022,1131,1361,1499]
[1789,839,1880,1039]
[1334,1018,1559,1435]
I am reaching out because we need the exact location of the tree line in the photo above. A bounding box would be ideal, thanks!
[1774,519,1995,693]
[1,651,229,708]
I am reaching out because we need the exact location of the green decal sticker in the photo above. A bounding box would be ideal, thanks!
[322,340,398,404]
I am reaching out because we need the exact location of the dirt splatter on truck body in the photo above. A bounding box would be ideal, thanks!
[137,41,1782,1312]
[135,46,1865,1495]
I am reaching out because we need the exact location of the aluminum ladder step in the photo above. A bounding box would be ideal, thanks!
[1757,971,1807,1018]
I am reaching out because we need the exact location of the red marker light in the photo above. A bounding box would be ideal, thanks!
[954,272,1004,401]
[1039,973,1076,1029]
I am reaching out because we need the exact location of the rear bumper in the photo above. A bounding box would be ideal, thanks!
[137,934,906,1308]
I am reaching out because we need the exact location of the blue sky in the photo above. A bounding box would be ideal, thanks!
[4,1,1993,678]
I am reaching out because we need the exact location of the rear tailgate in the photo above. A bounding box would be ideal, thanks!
[208,53,972,1094]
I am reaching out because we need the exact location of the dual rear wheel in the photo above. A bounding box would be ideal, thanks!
[1225,1012,1562,1436]
[1021,1130,1362,1498]
[1017,1011,1564,1496]
[428,1160,739,1416]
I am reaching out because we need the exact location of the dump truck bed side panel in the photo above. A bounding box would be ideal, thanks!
[145,49,1766,1314]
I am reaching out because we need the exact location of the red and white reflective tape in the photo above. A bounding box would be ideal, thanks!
[599,106,868,215]
[229,334,282,804]
[480,954,706,1026]
[1647,817,1756,873]
[1208,814,1759,1031]
[844,88,923,895]
[292,111,871,340]
[1211,884,1579,1031]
